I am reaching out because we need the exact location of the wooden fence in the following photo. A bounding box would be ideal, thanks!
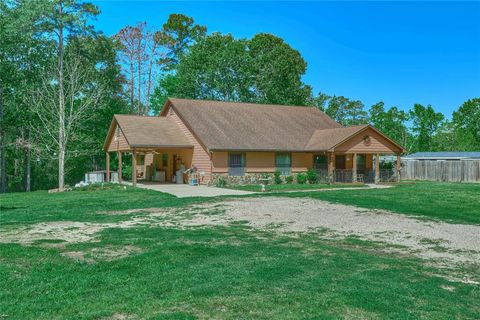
[401,160,480,182]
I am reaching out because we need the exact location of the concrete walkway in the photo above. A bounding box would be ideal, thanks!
[134,183,254,198]
[130,182,391,198]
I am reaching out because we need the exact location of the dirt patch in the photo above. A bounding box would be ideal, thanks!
[101,313,136,320]
[61,245,142,264]
[61,251,94,264]
[177,198,480,267]
[0,219,148,245]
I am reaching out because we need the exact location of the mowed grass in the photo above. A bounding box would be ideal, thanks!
[0,182,479,319]
[281,181,480,225]
[0,184,206,227]
[228,182,366,192]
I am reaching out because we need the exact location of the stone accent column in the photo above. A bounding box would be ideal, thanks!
[328,152,335,184]
[352,153,357,183]
[375,153,380,183]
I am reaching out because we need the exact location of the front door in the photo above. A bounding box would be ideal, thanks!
[356,154,366,174]
[335,155,346,170]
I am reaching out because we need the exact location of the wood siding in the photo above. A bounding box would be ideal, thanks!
[292,153,312,172]
[212,151,312,173]
[335,127,400,153]
[166,107,212,183]
[212,152,228,173]
[107,123,130,152]
[246,152,275,172]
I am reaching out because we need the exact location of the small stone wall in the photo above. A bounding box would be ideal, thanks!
[211,172,308,186]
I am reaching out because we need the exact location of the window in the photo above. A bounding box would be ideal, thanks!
[314,155,327,170]
[276,153,291,175]
[228,153,245,176]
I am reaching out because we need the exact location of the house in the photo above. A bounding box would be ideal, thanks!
[103,98,405,186]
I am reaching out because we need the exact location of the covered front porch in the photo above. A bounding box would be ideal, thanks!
[313,152,401,184]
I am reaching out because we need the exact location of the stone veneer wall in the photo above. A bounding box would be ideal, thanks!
[211,172,308,186]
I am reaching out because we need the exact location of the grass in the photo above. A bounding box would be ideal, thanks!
[0,183,206,227]
[0,182,479,319]
[280,181,480,225]
[228,182,366,192]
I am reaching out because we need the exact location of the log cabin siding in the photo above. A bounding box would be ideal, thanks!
[107,123,130,152]
[166,107,212,182]
[212,152,228,173]
[335,127,400,153]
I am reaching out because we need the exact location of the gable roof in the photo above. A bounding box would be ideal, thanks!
[305,125,369,151]
[103,115,192,150]
[162,98,342,152]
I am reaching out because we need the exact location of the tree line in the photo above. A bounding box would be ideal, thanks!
[1,0,478,192]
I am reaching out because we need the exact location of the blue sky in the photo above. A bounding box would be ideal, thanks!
[91,1,480,116]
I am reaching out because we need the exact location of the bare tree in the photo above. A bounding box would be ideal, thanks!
[115,22,161,115]
[30,53,103,191]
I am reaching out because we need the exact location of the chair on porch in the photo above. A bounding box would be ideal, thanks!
[356,174,364,183]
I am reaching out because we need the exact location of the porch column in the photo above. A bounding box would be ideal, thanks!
[106,152,110,182]
[352,153,357,183]
[132,148,137,187]
[396,153,401,182]
[118,151,122,183]
[328,152,335,184]
[375,153,380,183]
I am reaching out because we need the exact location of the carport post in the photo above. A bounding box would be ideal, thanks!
[118,151,122,183]
[132,148,137,187]
[106,152,110,182]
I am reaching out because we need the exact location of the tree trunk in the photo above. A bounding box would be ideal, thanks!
[137,41,142,115]
[0,79,6,193]
[146,41,156,115]
[57,1,66,191]
[23,127,31,192]
[129,57,135,112]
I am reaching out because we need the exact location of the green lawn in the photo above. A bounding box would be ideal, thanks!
[281,181,480,225]
[0,183,479,319]
[228,182,366,192]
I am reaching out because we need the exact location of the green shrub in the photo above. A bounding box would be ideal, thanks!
[296,173,307,184]
[285,175,293,184]
[306,169,318,184]
[274,170,283,184]
[122,164,132,181]
[215,177,227,188]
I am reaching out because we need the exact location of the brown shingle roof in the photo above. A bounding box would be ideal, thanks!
[305,125,368,151]
[113,115,192,149]
[166,98,342,151]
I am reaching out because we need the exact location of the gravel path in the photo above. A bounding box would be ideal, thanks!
[183,197,480,267]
